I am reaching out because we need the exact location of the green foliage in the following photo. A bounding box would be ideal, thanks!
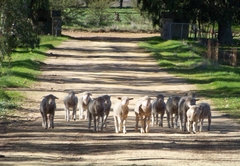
[138,0,240,44]
[0,35,68,117]
[87,0,114,27]
[63,7,156,32]
[49,0,85,26]
[0,0,40,63]
[139,37,240,119]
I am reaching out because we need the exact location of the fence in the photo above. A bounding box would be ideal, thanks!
[199,39,239,67]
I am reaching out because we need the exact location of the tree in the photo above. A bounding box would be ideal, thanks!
[49,0,84,26]
[87,0,114,27]
[137,0,240,44]
[119,0,123,8]
[0,0,40,63]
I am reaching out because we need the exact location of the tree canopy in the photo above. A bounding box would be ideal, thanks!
[0,0,45,62]
[138,0,240,44]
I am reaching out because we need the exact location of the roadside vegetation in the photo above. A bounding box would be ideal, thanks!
[139,36,240,120]
[0,35,68,119]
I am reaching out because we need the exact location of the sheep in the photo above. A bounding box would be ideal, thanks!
[151,94,166,127]
[63,91,78,121]
[78,92,92,120]
[187,105,202,134]
[166,95,181,128]
[88,96,106,131]
[134,96,153,133]
[197,102,211,132]
[184,91,197,98]
[113,96,134,134]
[100,94,111,127]
[178,96,199,131]
[40,94,58,129]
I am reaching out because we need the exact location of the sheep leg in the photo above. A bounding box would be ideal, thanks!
[84,109,89,121]
[123,119,127,134]
[64,107,67,121]
[41,111,47,129]
[151,113,154,127]
[88,113,92,129]
[156,114,159,126]
[208,115,211,131]
[103,114,108,128]
[183,113,187,131]
[140,116,145,133]
[135,112,139,132]
[93,115,97,131]
[193,121,197,134]
[72,107,76,121]
[199,119,204,132]
[113,116,120,133]
[146,116,150,133]
[100,115,104,131]
[174,114,178,129]
[79,107,83,120]
[179,112,183,131]
[187,119,190,132]
[118,116,123,132]
[160,114,164,127]
[166,111,171,128]
[49,113,54,129]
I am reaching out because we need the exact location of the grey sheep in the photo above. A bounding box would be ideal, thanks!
[88,96,106,131]
[197,102,211,132]
[151,94,166,127]
[178,96,199,131]
[100,94,112,127]
[187,105,201,134]
[78,92,92,120]
[63,91,78,121]
[134,96,153,133]
[113,96,133,134]
[166,96,181,128]
[40,94,58,129]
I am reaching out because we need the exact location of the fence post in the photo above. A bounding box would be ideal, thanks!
[207,39,211,60]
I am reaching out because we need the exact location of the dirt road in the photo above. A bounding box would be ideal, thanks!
[1,32,240,166]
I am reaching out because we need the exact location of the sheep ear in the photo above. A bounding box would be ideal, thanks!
[117,97,122,100]
[129,98,134,100]
[89,93,92,96]
[54,96,58,99]
[195,98,200,101]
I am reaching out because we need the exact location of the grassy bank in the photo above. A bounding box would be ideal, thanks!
[139,37,240,120]
[0,35,68,118]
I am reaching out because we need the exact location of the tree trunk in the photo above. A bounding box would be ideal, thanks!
[217,20,233,44]
[119,0,123,8]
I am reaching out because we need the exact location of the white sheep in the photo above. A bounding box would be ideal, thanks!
[113,96,133,134]
[197,102,211,132]
[134,96,153,133]
[78,92,92,120]
[63,91,78,121]
[187,105,202,134]
[151,94,166,127]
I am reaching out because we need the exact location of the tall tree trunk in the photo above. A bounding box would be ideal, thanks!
[217,19,233,44]
[119,0,123,8]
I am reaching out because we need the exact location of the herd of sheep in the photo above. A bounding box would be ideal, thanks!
[39,91,212,134]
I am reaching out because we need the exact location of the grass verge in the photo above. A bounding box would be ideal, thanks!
[0,35,68,119]
[139,37,240,120]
